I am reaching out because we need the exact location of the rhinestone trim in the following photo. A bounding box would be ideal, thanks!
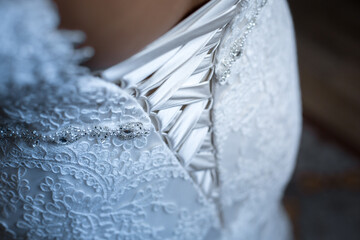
[218,0,268,84]
[0,122,150,147]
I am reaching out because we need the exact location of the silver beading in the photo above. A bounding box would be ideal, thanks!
[0,122,150,147]
[218,0,268,84]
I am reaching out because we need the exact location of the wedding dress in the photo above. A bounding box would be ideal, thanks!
[0,0,301,239]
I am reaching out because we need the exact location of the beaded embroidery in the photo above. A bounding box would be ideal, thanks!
[218,0,268,84]
[0,122,150,147]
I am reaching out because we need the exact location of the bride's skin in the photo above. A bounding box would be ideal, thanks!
[53,0,209,70]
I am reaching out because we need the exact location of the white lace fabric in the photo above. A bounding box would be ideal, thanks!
[0,0,301,239]
[213,0,301,238]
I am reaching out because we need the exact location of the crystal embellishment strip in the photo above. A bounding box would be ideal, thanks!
[218,0,268,84]
[0,122,150,147]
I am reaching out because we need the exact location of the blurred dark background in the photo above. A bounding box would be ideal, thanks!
[284,0,360,239]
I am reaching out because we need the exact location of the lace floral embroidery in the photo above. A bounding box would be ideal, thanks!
[0,0,216,238]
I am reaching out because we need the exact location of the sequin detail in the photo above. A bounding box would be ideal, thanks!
[0,122,150,147]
